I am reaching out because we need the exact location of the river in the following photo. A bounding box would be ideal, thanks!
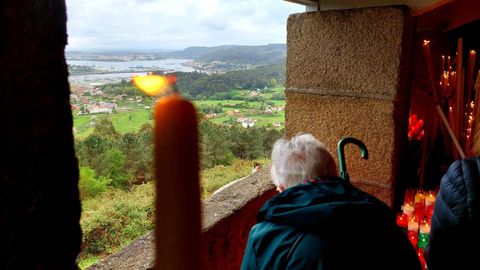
[68,59,196,86]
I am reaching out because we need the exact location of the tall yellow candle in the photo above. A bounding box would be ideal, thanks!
[133,74,201,270]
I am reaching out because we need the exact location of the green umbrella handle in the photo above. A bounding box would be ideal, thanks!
[337,137,368,181]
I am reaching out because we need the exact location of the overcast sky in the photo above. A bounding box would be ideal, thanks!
[65,0,305,51]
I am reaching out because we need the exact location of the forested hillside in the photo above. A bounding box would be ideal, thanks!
[175,64,285,98]
[99,64,285,100]
[166,44,286,65]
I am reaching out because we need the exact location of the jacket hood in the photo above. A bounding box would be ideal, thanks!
[258,177,394,231]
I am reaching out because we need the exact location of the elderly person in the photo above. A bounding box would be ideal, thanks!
[241,133,421,270]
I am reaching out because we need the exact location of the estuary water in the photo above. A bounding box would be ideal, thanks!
[68,58,195,86]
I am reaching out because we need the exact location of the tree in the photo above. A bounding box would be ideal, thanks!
[199,120,234,168]
[76,134,112,165]
[95,148,130,189]
[229,126,265,160]
[120,123,154,184]
[92,118,120,140]
[78,166,111,199]
[260,127,284,156]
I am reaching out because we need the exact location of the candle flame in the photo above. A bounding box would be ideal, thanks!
[470,50,477,55]
[423,40,430,46]
[132,74,176,96]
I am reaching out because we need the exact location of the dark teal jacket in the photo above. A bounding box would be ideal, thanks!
[241,177,421,270]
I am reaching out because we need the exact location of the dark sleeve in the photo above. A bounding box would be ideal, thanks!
[424,160,469,269]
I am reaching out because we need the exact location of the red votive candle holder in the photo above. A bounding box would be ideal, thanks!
[408,230,418,247]
[396,212,408,229]
[414,201,425,222]
[403,203,414,218]
[404,188,415,205]
[417,248,426,270]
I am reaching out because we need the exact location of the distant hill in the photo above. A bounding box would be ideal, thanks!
[66,44,287,69]
[165,45,239,59]
[166,44,286,65]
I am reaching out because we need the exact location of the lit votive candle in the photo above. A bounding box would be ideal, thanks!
[408,230,418,247]
[418,220,430,249]
[408,217,419,233]
[415,190,425,204]
[425,191,436,207]
[417,249,426,270]
[396,212,408,229]
[403,203,414,218]
[419,221,430,234]
[404,188,415,205]
[414,201,426,223]
[418,233,429,249]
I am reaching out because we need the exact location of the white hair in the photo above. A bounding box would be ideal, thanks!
[270,133,337,189]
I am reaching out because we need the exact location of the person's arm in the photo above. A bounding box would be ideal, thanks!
[240,227,258,270]
[425,160,466,269]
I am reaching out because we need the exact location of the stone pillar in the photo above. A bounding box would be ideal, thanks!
[0,0,81,268]
[285,6,414,206]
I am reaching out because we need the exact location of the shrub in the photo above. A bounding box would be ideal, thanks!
[78,166,111,199]
[80,184,155,259]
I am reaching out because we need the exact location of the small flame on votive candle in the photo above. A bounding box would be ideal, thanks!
[132,74,176,96]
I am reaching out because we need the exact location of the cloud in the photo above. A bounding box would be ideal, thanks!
[65,0,304,50]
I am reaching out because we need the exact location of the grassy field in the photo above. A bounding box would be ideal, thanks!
[110,109,152,133]
[74,109,153,138]
[73,87,285,137]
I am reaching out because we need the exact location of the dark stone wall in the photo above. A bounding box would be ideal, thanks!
[0,0,82,269]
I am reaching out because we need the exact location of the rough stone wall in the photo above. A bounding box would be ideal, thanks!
[87,167,276,270]
[286,6,414,206]
[0,0,82,269]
